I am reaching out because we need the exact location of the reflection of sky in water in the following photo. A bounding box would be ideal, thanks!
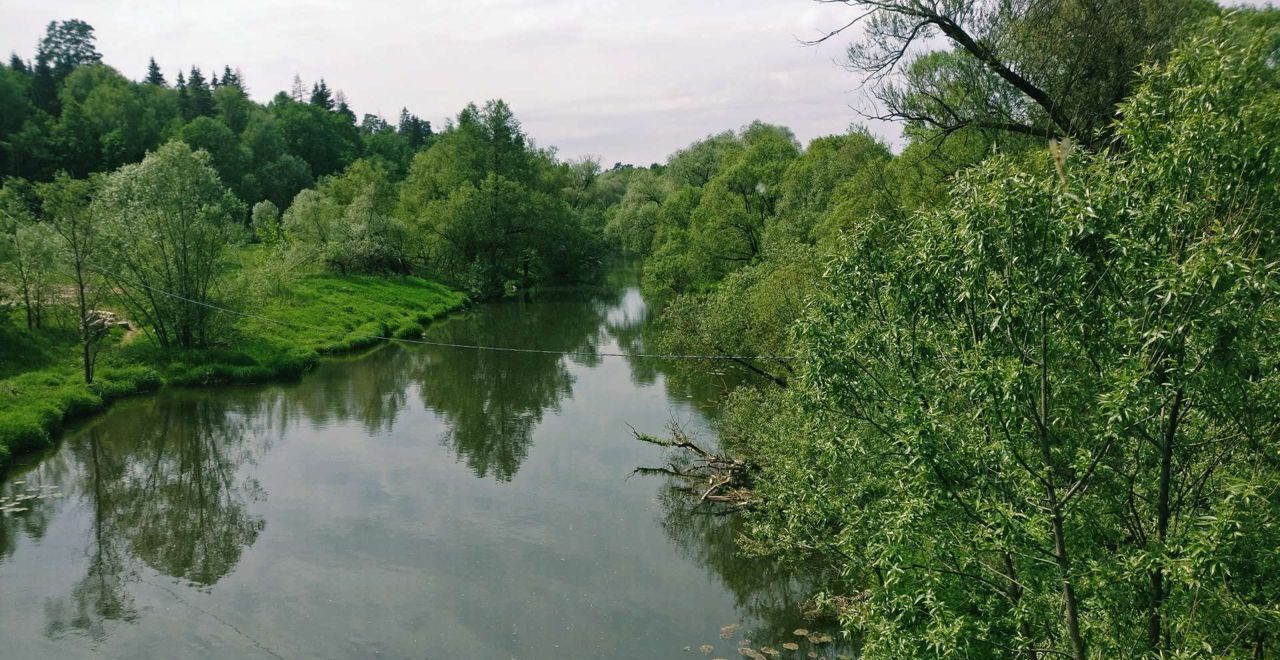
[0,279,840,659]
[604,287,648,331]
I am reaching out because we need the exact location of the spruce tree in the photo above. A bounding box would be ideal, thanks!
[221,65,240,90]
[175,70,191,119]
[310,79,333,110]
[187,66,214,117]
[398,109,433,149]
[334,90,355,123]
[8,53,27,73]
[290,74,306,102]
[30,58,58,114]
[145,56,165,85]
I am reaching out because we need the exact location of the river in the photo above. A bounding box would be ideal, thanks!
[0,272,843,659]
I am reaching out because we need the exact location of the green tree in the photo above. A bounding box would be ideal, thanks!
[603,168,670,254]
[270,95,357,177]
[211,85,252,134]
[642,122,799,296]
[397,108,432,149]
[93,141,242,348]
[283,159,410,274]
[360,117,413,179]
[36,19,101,77]
[309,79,333,110]
[33,18,102,113]
[219,65,241,90]
[398,99,599,294]
[250,200,281,244]
[816,0,1217,145]
[731,19,1280,658]
[54,64,171,176]
[144,57,165,86]
[0,66,33,175]
[8,53,28,73]
[770,128,891,243]
[39,173,103,382]
[185,67,214,119]
[179,116,249,203]
[0,190,57,330]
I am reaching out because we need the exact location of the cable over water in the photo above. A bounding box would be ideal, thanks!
[94,266,801,362]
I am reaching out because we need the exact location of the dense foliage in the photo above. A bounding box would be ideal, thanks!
[614,6,1280,659]
[3,6,1280,657]
[0,19,613,467]
[0,19,617,364]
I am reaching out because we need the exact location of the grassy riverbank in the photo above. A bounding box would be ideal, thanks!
[0,273,465,466]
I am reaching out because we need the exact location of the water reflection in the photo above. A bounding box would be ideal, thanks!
[603,282,747,411]
[261,347,418,436]
[0,271,833,657]
[41,394,267,640]
[657,484,852,654]
[415,290,616,481]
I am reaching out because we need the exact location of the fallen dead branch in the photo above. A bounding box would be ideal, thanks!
[630,421,757,510]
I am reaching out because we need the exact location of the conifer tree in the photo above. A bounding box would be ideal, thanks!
[31,57,58,114]
[220,65,240,90]
[187,66,214,117]
[398,108,433,149]
[145,56,165,85]
[8,53,27,73]
[334,89,355,123]
[290,74,306,102]
[175,70,191,119]
[310,79,333,110]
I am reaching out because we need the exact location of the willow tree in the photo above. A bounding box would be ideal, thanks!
[94,142,241,349]
[736,18,1280,658]
[815,0,1217,145]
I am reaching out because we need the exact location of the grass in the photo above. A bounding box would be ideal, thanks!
[0,271,466,467]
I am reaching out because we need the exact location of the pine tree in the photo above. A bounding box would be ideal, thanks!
[8,53,27,74]
[176,70,191,119]
[220,65,241,90]
[334,90,355,123]
[309,79,333,111]
[187,66,214,117]
[210,70,220,87]
[145,56,165,85]
[290,74,306,102]
[31,58,58,114]
[398,108,433,149]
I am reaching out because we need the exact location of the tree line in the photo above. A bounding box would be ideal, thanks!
[618,2,1280,658]
[1,19,620,385]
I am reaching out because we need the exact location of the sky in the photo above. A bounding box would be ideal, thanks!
[2,0,1274,165]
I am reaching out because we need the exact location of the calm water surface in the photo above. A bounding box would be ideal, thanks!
[0,275,839,659]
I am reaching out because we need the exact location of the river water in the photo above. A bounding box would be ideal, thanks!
[0,273,841,659]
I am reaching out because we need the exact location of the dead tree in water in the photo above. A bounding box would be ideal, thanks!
[631,422,756,511]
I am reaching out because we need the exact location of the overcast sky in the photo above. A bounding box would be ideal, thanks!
[2,0,1274,165]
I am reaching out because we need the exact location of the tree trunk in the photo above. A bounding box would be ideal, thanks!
[1148,388,1184,649]
[1003,552,1038,660]
[1038,310,1086,660]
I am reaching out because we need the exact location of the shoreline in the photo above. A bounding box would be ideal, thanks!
[0,273,468,470]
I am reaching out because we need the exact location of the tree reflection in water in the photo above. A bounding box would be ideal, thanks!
[657,483,853,655]
[43,393,266,639]
[2,269,836,653]
[415,289,614,481]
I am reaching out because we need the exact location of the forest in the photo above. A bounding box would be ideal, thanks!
[2,1,1280,657]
